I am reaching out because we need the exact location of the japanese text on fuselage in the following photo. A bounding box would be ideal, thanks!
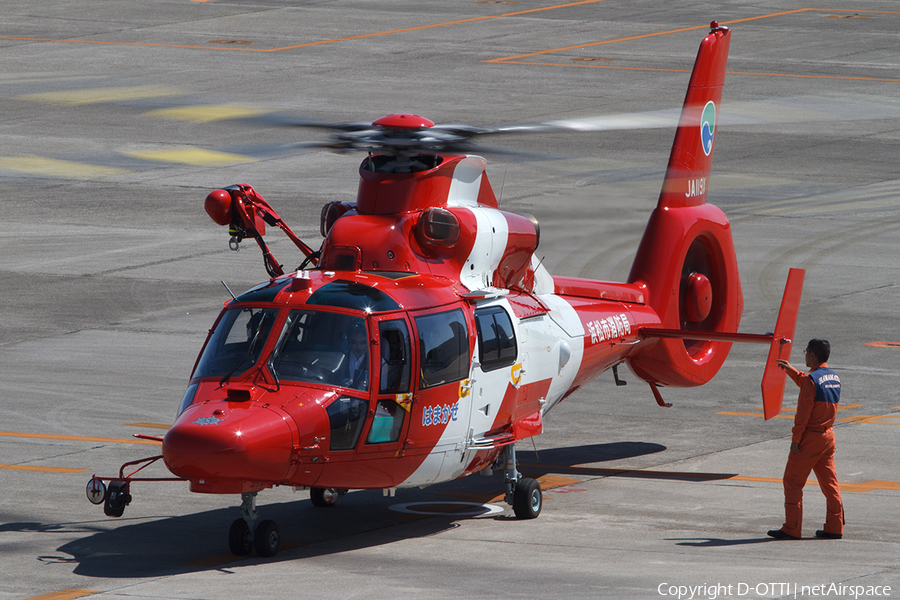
[423,402,459,427]
[587,313,631,345]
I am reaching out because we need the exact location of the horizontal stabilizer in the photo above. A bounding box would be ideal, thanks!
[638,267,806,419]
[760,268,805,419]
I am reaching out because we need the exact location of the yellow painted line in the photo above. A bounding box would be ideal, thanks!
[124,422,171,430]
[0,464,89,473]
[23,590,99,600]
[120,147,257,166]
[15,85,181,106]
[0,155,131,179]
[144,103,273,123]
[0,431,161,445]
[520,463,900,493]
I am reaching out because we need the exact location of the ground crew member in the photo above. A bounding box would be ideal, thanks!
[767,339,844,540]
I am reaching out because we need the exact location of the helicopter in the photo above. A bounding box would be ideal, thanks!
[86,22,804,558]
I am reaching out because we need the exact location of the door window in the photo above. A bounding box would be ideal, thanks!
[378,319,411,394]
[474,306,517,371]
[414,308,470,389]
[327,395,368,450]
[366,318,412,444]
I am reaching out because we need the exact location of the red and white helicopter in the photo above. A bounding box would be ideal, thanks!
[88,23,804,558]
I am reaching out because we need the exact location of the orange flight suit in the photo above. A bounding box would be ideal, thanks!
[780,363,844,538]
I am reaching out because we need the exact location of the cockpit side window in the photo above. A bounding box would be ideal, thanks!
[270,310,369,390]
[414,308,469,389]
[194,307,279,380]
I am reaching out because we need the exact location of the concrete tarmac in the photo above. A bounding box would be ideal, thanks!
[1,1,898,599]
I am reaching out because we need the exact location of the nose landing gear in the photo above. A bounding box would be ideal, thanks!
[228,492,281,558]
[86,477,133,517]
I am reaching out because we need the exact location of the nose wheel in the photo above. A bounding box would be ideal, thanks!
[228,492,281,557]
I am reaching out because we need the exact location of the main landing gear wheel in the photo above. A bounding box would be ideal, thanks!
[502,444,543,520]
[228,518,253,556]
[254,520,280,557]
[310,487,345,507]
[512,477,542,519]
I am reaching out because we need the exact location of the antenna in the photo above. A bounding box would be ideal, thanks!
[525,255,546,289]
[498,170,507,207]
[221,281,237,301]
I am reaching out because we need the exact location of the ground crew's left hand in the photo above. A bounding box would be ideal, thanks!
[790,442,801,454]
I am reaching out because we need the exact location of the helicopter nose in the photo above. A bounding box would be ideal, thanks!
[162,404,295,484]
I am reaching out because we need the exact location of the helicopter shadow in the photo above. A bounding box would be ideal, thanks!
[54,441,667,577]
[515,441,667,477]
[518,441,666,464]
[55,492,472,578]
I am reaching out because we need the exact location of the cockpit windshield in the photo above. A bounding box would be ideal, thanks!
[194,307,279,380]
[270,310,369,391]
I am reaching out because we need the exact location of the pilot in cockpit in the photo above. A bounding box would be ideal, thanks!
[342,322,369,390]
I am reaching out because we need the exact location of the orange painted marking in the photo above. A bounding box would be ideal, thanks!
[0,0,606,53]
[0,431,161,445]
[718,403,865,419]
[837,414,900,425]
[0,464,89,473]
[486,10,810,63]
[717,411,793,419]
[866,341,900,348]
[124,422,171,430]
[3,5,897,84]
[485,8,900,82]
[442,473,581,503]
[22,590,98,600]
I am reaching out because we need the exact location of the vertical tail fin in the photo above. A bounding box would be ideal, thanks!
[658,23,731,210]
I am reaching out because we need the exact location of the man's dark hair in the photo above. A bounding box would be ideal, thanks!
[806,339,831,363]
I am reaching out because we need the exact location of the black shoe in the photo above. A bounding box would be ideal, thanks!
[815,530,842,539]
[767,529,800,540]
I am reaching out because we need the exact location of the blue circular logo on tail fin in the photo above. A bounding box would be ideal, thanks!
[700,101,716,156]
